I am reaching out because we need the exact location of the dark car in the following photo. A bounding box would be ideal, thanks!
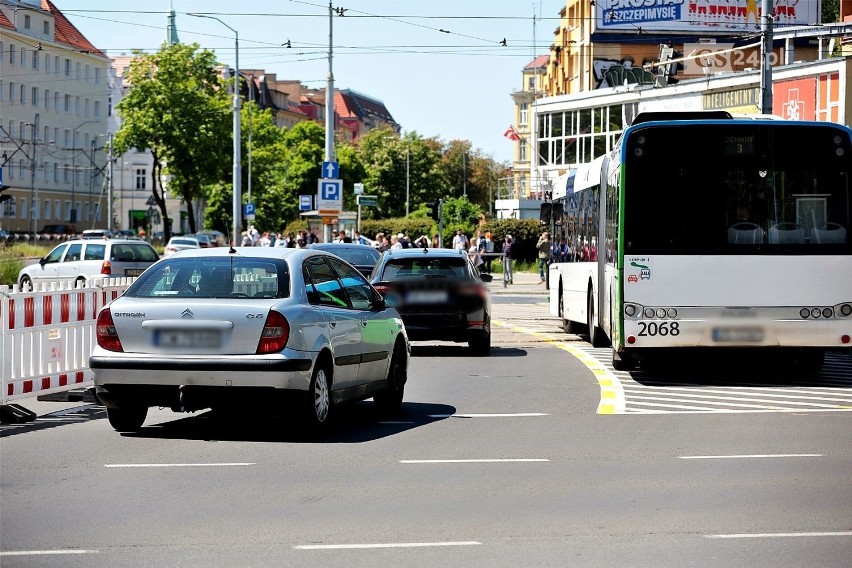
[370,247,493,355]
[308,242,381,277]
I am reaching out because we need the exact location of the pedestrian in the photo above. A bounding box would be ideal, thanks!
[340,229,353,244]
[353,230,367,245]
[390,234,403,250]
[502,234,514,284]
[432,234,440,249]
[483,232,494,274]
[240,231,252,247]
[452,229,469,251]
[307,230,318,244]
[468,244,484,275]
[536,231,551,283]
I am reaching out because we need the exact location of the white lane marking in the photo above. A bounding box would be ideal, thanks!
[623,390,849,409]
[378,421,416,424]
[0,550,99,556]
[679,454,822,460]
[428,413,549,418]
[704,531,852,539]
[626,407,852,414]
[104,463,256,468]
[295,541,481,550]
[400,459,549,464]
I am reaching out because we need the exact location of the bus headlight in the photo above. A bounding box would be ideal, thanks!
[800,308,810,319]
[822,307,834,319]
[655,308,667,318]
[625,304,637,317]
[644,308,655,318]
[811,308,821,318]
[666,308,677,319]
[838,303,852,317]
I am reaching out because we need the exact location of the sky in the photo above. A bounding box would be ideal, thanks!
[61,0,567,165]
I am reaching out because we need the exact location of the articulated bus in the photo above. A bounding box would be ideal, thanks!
[548,112,852,371]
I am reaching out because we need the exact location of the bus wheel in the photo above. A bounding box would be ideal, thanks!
[587,291,608,348]
[560,286,581,334]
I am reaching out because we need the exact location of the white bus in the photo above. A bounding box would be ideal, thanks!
[548,112,852,371]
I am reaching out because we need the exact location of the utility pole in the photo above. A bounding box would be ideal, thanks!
[324,1,335,163]
[108,134,114,232]
[462,151,467,198]
[760,0,774,114]
[406,145,410,216]
[29,114,39,237]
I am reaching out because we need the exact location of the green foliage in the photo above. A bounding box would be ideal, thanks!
[822,0,839,23]
[480,218,544,263]
[283,219,308,236]
[115,43,231,238]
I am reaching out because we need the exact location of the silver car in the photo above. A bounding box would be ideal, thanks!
[17,238,159,291]
[89,247,409,432]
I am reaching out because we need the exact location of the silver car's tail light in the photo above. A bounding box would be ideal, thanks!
[257,311,290,354]
[96,308,124,352]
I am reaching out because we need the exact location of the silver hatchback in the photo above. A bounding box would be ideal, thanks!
[89,247,409,432]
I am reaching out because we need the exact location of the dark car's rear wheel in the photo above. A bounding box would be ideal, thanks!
[374,342,407,415]
[106,405,148,432]
[469,331,491,356]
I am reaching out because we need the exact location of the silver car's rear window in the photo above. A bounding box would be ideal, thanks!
[125,257,291,299]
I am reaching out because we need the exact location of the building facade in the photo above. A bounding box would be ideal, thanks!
[1,0,110,234]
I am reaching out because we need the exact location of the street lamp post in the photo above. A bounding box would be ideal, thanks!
[188,13,241,245]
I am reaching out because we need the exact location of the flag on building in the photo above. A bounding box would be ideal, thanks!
[503,125,521,141]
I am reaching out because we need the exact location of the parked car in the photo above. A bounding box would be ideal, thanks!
[17,238,159,291]
[193,233,214,248]
[81,229,113,239]
[307,242,381,277]
[196,231,226,247]
[163,236,201,256]
[89,247,409,432]
[370,247,493,355]
[113,229,140,240]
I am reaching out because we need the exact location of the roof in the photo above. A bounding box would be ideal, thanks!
[42,0,107,57]
[335,89,397,125]
[524,55,549,70]
[383,247,467,258]
[0,10,13,30]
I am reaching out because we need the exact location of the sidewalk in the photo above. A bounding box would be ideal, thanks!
[485,270,549,295]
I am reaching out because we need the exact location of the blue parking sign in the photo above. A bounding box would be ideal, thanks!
[320,180,341,200]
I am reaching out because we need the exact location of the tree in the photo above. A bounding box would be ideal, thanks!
[114,43,231,239]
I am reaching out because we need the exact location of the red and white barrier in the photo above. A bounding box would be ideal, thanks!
[1,278,134,404]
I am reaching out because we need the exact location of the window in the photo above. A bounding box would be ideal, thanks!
[24,14,31,29]
[19,83,25,104]
[43,126,49,144]
[304,257,350,308]
[75,96,80,115]
[64,94,71,112]
[63,165,70,183]
[8,121,15,140]
[519,138,527,161]
[43,161,49,182]
[31,87,38,106]
[54,56,59,75]
[53,163,59,182]
[63,129,70,148]
[327,257,376,310]
[8,81,15,102]
[9,43,15,64]
[64,58,71,76]
[32,50,38,70]
[76,62,81,80]
[44,21,49,35]
[85,64,90,82]
[44,199,52,220]
[54,92,60,111]
[44,51,50,72]
[94,67,101,84]
[84,98,90,116]
[20,47,25,67]
[19,197,27,220]
[94,100,101,117]
[135,168,147,190]
[44,88,49,109]
[519,102,529,126]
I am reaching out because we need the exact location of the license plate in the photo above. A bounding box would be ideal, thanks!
[712,327,765,342]
[125,268,145,277]
[155,329,221,348]
[407,290,448,304]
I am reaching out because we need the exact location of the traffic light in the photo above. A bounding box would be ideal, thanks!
[426,200,440,221]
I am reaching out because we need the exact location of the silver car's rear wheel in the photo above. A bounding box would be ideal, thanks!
[106,406,147,432]
[307,362,332,426]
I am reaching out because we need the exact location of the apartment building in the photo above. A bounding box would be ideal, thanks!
[1,0,110,233]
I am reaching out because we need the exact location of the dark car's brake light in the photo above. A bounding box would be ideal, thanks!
[373,283,394,295]
[96,308,124,352]
[101,261,112,275]
[257,311,290,354]
[459,284,487,298]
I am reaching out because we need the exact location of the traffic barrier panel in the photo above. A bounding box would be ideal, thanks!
[1,278,134,407]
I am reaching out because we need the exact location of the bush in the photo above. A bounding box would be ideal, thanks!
[479,218,544,263]
[0,243,49,287]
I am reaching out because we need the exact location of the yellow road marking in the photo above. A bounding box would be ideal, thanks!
[493,319,625,414]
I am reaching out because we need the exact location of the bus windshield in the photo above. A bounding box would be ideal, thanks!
[622,123,851,254]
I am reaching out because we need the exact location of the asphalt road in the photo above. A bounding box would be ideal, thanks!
[2,290,850,567]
